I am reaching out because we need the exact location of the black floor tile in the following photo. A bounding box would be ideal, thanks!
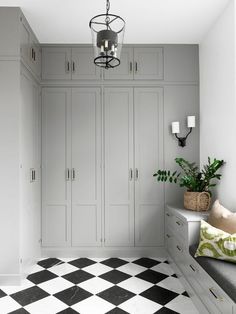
[27,269,57,284]
[97,286,135,306]
[155,307,179,314]
[133,258,160,268]
[101,258,128,269]
[54,286,92,306]
[10,286,49,307]
[140,285,179,305]
[56,308,79,314]
[172,274,178,278]
[106,307,129,314]
[37,258,64,269]
[63,269,94,284]
[0,289,7,298]
[8,309,30,314]
[136,269,168,284]
[68,258,96,269]
[182,290,190,297]
[99,269,131,284]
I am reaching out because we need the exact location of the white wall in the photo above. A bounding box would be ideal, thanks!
[199,0,236,209]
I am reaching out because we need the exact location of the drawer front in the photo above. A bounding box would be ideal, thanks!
[187,257,233,314]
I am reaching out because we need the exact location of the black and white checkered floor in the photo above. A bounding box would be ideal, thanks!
[0,257,199,314]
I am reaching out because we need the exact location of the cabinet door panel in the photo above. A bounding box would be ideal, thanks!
[104,48,133,80]
[134,48,163,80]
[71,88,102,246]
[134,88,164,246]
[42,88,71,246]
[42,48,71,80]
[104,88,134,246]
[72,48,100,80]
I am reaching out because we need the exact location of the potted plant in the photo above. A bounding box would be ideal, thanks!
[153,157,224,211]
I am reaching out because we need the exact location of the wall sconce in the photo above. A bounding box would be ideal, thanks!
[171,116,195,147]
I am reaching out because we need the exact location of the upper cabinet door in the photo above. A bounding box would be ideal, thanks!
[42,88,71,246]
[104,88,134,247]
[134,48,164,80]
[71,88,102,246]
[104,48,133,80]
[71,47,101,80]
[134,87,164,247]
[164,45,199,82]
[42,47,71,80]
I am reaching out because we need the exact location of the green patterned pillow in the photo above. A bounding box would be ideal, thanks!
[195,220,236,263]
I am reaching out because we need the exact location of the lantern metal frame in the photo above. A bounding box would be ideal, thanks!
[89,0,125,69]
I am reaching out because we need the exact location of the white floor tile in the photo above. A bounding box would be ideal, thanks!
[77,277,113,294]
[72,295,115,314]
[116,262,146,276]
[38,277,74,294]
[29,264,45,274]
[0,279,34,295]
[48,263,78,276]
[117,277,153,294]
[25,295,67,314]
[82,263,112,276]
[151,262,175,276]
[156,276,185,294]
[165,295,199,314]
[0,296,21,314]
[119,295,162,314]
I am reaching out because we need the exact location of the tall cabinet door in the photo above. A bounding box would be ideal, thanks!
[42,88,71,246]
[104,88,134,246]
[134,88,164,246]
[71,88,102,246]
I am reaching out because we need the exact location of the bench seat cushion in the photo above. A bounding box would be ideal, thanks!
[190,244,236,303]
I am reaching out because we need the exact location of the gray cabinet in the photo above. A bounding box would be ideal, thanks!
[20,68,41,270]
[20,14,41,79]
[42,87,102,247]
[104,87,164,247]
[134,88,164,246]
[42,47,100,80]
[164,45,199,82]
[104,47,164,80]
[104,88,135,246]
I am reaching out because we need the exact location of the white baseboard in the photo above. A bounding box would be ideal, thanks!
[0,274,22,286]
[41,246,167,258]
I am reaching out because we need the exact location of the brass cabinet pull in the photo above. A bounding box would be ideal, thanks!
[129,168,133,181]
[135,168,139,180]
[72,168,76,181]
[129,62,133,73]
[135,61,138,73]
[189,264,197,272]
[66,168,70,181]
[66,61,70,73]
[176,220,182,226]
[209,287,224,301]
[176,245,182,252]
[72,61,75,73]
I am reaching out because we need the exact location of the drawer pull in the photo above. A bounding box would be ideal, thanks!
[209,287,223,301]
[166,213,171,217]
[176,245,182,252]
[166,234,171,238]
[176,220,182,226]
[189,264,197,272]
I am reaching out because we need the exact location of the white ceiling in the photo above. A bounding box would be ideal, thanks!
[0,0,231,44]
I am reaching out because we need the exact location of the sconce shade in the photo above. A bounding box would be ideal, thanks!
[187,116,195,128]
[172,122,180,134]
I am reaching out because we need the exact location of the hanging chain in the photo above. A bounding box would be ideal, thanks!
[106,0,110,15]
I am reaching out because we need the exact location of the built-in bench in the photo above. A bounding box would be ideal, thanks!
[190,244,236,304]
